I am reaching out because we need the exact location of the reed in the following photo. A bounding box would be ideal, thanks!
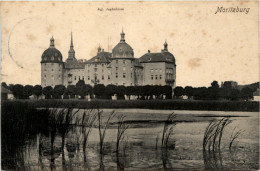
[97,107,116,154]
[229,127,243,152]
[116,114,129,154]
[161,113,177,149]
[80,108,97,153]
[203,117,232,152]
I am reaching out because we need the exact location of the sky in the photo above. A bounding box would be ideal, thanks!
[0,1,259,87]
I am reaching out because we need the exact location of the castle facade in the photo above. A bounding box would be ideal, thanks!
[41,30,176,88]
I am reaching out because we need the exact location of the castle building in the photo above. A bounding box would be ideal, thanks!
[41,30,176,88]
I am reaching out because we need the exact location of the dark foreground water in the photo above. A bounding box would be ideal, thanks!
[2,109,259,170]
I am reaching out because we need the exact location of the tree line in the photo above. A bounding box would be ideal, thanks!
[173,81,257,101]
[1,80,172,100]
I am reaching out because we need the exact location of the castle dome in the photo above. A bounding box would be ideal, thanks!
[41,36,63,63]
[112,30,134,59]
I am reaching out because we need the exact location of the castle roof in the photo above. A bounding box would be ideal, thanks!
[41,36,63,63]
[139,51,175,64]
[112,30,134,59]
[87,51,111,63]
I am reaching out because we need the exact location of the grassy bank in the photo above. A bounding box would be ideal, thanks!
[2,99,259,112]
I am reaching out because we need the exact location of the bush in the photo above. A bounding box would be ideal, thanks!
[5,99,259,112]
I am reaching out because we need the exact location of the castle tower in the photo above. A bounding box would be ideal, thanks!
[41,36,64,87]
[111,29,135,86]
[66,32,77,63]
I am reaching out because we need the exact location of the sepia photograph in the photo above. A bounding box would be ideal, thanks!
[0,1,259,170]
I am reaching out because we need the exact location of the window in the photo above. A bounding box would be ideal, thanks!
[102,64,104,67]
[88,76,90,80]
[83,76,84,80]
[160,69,162,72]
[95,64,97,67]
[151,75,153,80]
[123,60,125,64]
[155,69,158,73]
[151,69,153,73]
[160,75,162,79]
[94,68,97,72]
[51,56,54,61]
[123,67,125,71]
[88,70,90,73]
[108,75,110,80]
[123,83,126,86]
[59,64,61,67]
[155,75,158,80]
[59,75,61,79]
[51,75,54,79]
[116,73,118,78]
[75,76,76,80]
[102,75,104,80]
[51,69,54,71]
[44,75,46,79]
[131,73,132,78]
[102,69,104,73]
[131,67,133,71]
[123,73,126,78]
[44,69,46,71]
[116,67,118,71]
[116,60,118,64]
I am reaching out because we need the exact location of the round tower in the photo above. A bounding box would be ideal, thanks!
[111,29,135,86]
[41,36,64,87]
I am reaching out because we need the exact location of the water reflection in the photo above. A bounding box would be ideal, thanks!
[2,116,259,170]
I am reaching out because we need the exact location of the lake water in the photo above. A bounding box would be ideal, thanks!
[2,109,259,170]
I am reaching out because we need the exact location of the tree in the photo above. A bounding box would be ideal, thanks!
[223,81,232,89]
[240,87,253,101]
[143,85,152,100]
[53,85,66,99]
[211,81,220,89]
[105,84,117,99]
[67,85,77,98]
[8,84,14,92]
[93,84,106,99]
[23,85,33,99]
[163,85,172,99]
[184,86,193,99]
[153,85,162,99]
[12,84,24,99]
[1,82,8,89]
[85,84,93,97]
[174,86,184,98]
[116,85,126,100]
[126,86,135,100]
[33,85,42,99]
[43,86,53,99]
[230,89,240,101]
[76,80,88,99]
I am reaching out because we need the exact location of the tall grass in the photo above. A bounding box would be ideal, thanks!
[78,108,97,153]
[229,127,243,152]
[116,114,129,154]
[161,113,176,149]
[203,117,232,152]
[56,108,80,151]
[97,107,116,154]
